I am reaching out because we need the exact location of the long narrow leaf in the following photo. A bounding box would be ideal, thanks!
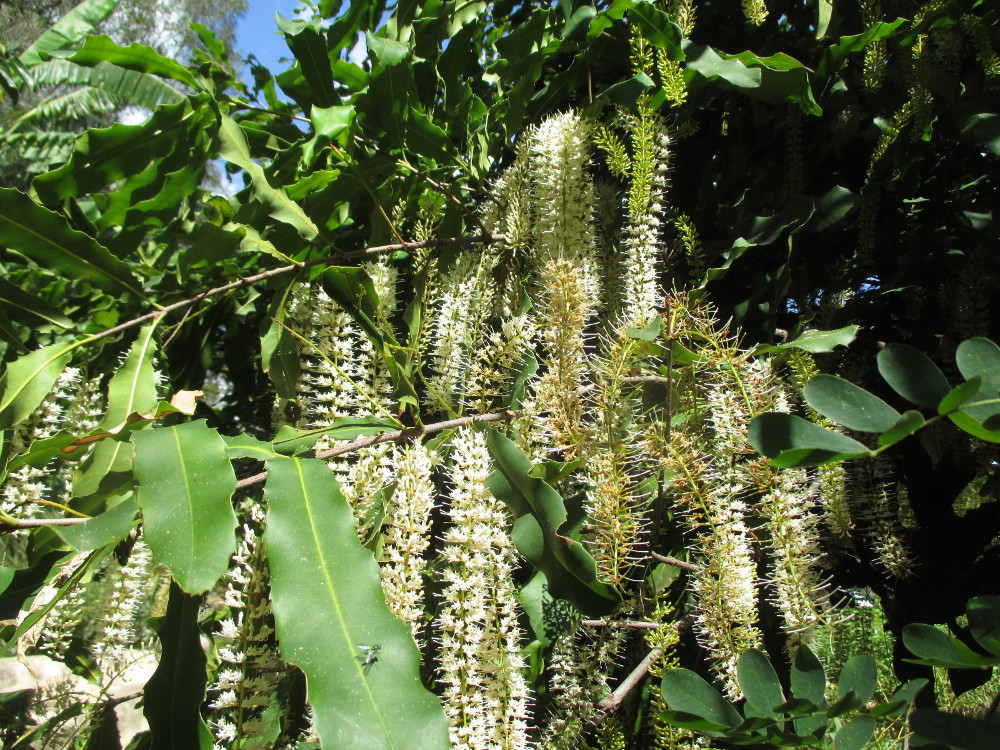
[219,115,320,240]
[485,428,622,616]
[51,35,201,91]
[19,0,121,66]
[0,339,79,431]
[263,456,449,750]
[0,188,145,299]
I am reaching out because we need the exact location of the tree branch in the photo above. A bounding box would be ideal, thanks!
[235,409,523,491]
[2,409,524,531]
[651,552,701,573]
[594,615,695,717]
[91,234,505,344]
[580,619,661,630]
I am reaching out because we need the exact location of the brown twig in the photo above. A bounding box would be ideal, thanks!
[580,619,661,630]
[594,615,695,718]
[621,376,673,386]
[651,552,701,573]
[90,234,504,345]
[235,409,523,491]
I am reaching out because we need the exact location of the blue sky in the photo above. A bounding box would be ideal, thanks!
[234,0,305,76]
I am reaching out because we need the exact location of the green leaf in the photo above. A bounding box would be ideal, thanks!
[54,495,137,551]
[0,188,145,298]
[876,410,926,448]
[955,337,1000,422]
[311,104,355,141]
[280,23,338,107]
[838,655,877,705]
[967,596,1000,658]
[804,375,901,432]
[737,649,785,719]
[939,378,983,415]
[263,456,450,750]
[790,644,827,736]
[132,421,237,594]
[100,325,159,429]
[748,412,871,467]
[50,35,200,90]
[948,409,1000,444]
[72,325,159,496]
[911,709,1000,750]
[0,277,72,330]
[366,32,411,67]
[877,344,951,409]
[0,549,105,658]
[777,325,859,353]
[684,43,820,113]
[660,668,742,728]
[903,623,1000,669]
[834,715,875,750]
[219,115,319,240]
[19,0,120,66]
[0,338,78,431]
[817,18,910,80]
[33,58,185,108]
[485,429,622,616]
[221,432,280,461]
[143,581,213,750]
[656,709,735,736]
[629,6,683,58]
[405,107,455,164]
[272,417,398,456]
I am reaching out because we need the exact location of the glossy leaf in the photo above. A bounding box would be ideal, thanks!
[485,428,622,616]
[99,325,159,429]
[737,649,785,719]
[73,326,159,496]
[748,412,870,467]
[804,375,901,432]
[18,0,120,66]
[51,35,201,90]
[967,596,1000,657]
[143,581,212,750]
[54,495,137,551]
[902,623,1000,668]
[0,339,78,431]
[773,325,859,353]
[219,115,319,240]
[660,668,742,729]
[0,278,72,330]
[877,344,951,409]
[837,655,877,705]
[263,456,449,750]
[34,98,208,219]
[0,188,144,298]
[132,420,237,594]
[911,709,1000,750]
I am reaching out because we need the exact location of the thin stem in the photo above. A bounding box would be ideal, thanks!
[234,409,523,490]
[593,615,694,717]
[3,409,525,530]
[580,619,661,630]
[89,234,504,345]
[651,552,701,573]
